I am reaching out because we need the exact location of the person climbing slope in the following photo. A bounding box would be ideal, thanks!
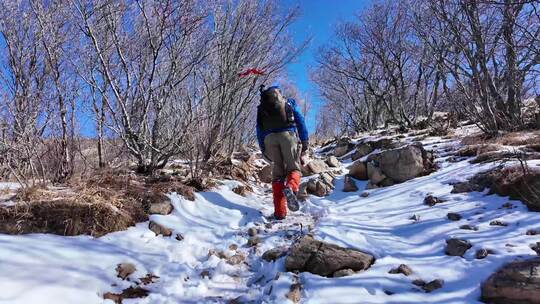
[256,85,309,220]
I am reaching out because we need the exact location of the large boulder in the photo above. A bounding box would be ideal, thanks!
[445,238,472,257]
[303,159,330,176]
[367,162,386,184]
[348,161,368,180]
[351,143,373,161]
[373,143,433,183]
[285,235,374,277]
[343,175,359,192]
[325,156,340,168]
[481,258,540,304]
[334,138,354,158]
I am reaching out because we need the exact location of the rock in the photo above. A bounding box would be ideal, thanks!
[476,248,495,259]
[481,258,540,304]
[285,235,375,277]
[175,233,184,241]
[149,221,172,237]
[374,144,431,183]
[367,162,386,184]
[447,213,462,221]
[445,238,472,257]
[247,236,260,247]
[351,143,373,161]
[229,244,238,251]
[116,263,136,280]
[527,229,539,236]
[360,192,369,197]
[410,214,420,222]
[200,269,211,279]
[334,138,354,157]
[531,243,540,255]
[226,254,245,265]
[459,224,479,231]
[304,159,330,176]
[258,165,273,183]
[262,247,288,262]
[319,172,335,187]
[365,181,379,190]
[388,264,413,276]
[424,195,443,206]
[247,227,258,237]
[333,268,356,277]
[451,181,485,193]
[423,279,444,293]
[286,283,302,303]
[306,178,333,197]
[326,156,340,168]
[232,185,251,196]
[148,200,174,215]
[379,178,395,187]
[343,175,359,192]
[103,287,149,303]
[367,138,394,150]
[412,279,426,287]
[348,161,368,180]
[490,220,508,227]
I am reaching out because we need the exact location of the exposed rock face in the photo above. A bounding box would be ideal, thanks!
[348,161,368,180]
[326,156,341,168]
[343,175,359,192]
[481,258,540,304]
[351,143,373,161]
[333,269,356,277]
[303,159,330,176]
[389,264,413,276]
[445,238,472,257]
[334,138,354,157]
[373,144,433,183]
[258,165,273,183]
[285,235,374,277]
[367,162,386,184]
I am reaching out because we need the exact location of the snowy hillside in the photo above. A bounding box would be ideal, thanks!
[0,131,539,304]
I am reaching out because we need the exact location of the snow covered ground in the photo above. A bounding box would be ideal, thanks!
[0,136,539,303]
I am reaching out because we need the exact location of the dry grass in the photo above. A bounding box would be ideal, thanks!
[462,130,540,147]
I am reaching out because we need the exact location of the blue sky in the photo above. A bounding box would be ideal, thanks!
[283,0,371,131]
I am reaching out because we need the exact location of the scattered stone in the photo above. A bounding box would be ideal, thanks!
[379,178,395,187]
[116,263,136,280]
[506,243,517,248]
[103,287,149,304]
[481,258,540,304]
[148,200,174,215]
[527,229,539,236]
[286,283,302,303]
[531,243,540,255]
[138,273,159,285]
[285,235,375,277]
[459,224,479,231]
[445,238,472,257]
[365,181,379,190]
[348,161,368,180]
[490,220,508,227]
[423,279,444,293]
[351,143,373,161]
[384,290,395,295]
[303,159,330,176]
[447,213,462,221]
[229,244,238,251]
[148,221,172,237]
[424,195,443,207]
[412,279,426,287]
[326,156,340,168]
[501,202,513,209]
[388,264,413,276]
[343,175,359,192]
[208,249,227,259]
[451,181,484,193]
[247,236,260,247]
[247,227,258,237]
[175,233,184,241]
[265,223,272,229]
[333,268,356,277]
[262,247,288,262]
[360,192,369,197]
[200,269,211,279]
[410,214,420,222]
[334,138,354,157]
[475,249,493,259]
[232,185,251,196]
[226,254,245,265]
[374,143,434,183]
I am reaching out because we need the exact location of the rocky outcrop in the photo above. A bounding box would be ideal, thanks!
[302,159,331,176]
[369,143,434,183]
[481,258,540,304]
[285,235,374,277]
[262,247,288,262]
[326,156,340,168]
[334,138,354,158]
[258,165,273,183]
[348,161,368,180]
[351,143,373,161]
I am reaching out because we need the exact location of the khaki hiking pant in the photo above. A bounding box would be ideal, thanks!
[264,131,301,181]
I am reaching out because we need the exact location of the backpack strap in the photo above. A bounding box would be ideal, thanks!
[285,100,295,126]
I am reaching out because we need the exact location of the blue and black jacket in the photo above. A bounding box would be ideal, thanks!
[256,98,309,152]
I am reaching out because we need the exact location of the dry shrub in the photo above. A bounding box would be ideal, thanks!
[456,144,501,157]
[462,130,540,147]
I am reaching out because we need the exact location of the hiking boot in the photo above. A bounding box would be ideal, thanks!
[283,187,300,212]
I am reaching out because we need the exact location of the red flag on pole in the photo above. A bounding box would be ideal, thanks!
[238,68,265,77]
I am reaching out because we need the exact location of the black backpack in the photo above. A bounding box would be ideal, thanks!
[258,87,295,131]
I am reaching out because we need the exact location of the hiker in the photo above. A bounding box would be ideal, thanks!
[256,85,309,220]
